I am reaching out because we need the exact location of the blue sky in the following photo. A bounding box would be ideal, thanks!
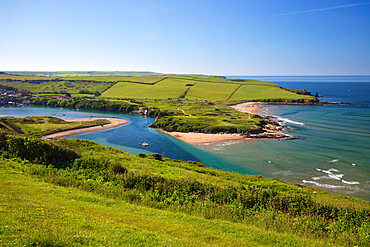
[0,0,369,75]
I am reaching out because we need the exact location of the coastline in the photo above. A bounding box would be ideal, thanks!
[230,102,264,115]
[41,118,128,140]
[158,129,246,144]
[156,102,289,144]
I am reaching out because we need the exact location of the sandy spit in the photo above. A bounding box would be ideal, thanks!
[158,129,245,144]
[41,118,128,140]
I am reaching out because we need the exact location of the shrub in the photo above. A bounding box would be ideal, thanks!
[112,163,127,174]
[137,153,147,158]
[150,153,162,161]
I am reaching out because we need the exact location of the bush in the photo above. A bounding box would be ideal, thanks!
[137,153,147,158]
[150,153,162,161]
[112,163,127,174]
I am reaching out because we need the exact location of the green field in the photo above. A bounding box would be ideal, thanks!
[101,75,315,102]
[186,81,240,101]
[102,78,190,99]
[0,74,113,93]
[229,84,311,101]
[1,72,317,102]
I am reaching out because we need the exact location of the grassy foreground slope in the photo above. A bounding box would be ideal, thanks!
[0,164,329,247]
[0,131,369,246]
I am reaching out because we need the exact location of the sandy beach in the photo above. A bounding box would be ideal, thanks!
[159,129,245,144]
[230,102,263,115]
[42,118,128,140]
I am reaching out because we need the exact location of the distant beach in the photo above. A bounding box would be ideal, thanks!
[42,118,128,140]
[159,129,245,144]
[230,102,263,115]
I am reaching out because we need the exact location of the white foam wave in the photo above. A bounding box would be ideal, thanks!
[328,159,339,163]
[272,115,305,126]
[302,180,345,189]
[341,180,360,185]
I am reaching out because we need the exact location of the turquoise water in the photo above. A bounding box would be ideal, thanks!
[1,76,369,200]
[197,76,369,200]
[0,106,256,175]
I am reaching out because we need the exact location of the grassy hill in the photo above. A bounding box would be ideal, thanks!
[0,73,317,102]
[0,130,369,246]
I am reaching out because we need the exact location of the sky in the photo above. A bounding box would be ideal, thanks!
[0,0,369,75]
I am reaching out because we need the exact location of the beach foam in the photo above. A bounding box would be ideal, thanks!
[302,180,345,189]
[272,115,305,126]
[328,159,339,163]
[341,180,360,185]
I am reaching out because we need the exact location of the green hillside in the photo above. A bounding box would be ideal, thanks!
[0,131,369,246]
[0,73,317,102]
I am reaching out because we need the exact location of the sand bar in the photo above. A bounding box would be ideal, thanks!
[159,129,245,144]
[230,102,263,115]
[42,118,128,140]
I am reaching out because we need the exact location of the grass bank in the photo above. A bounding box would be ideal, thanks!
[0,132,368,246]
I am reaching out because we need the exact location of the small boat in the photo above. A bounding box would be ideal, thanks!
[140,142,149,147]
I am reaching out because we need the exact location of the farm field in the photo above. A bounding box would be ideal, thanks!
[1,80,111,93]
[186,81,240,101]
[102,78,190,99]
[229,84,312,101]
[1,72,317,102]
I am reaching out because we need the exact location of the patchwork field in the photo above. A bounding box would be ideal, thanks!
[186,81,240,101]
[1,72,317,102]
[102,78,190,99]
[229,85,311,101]
[0,79,112,93]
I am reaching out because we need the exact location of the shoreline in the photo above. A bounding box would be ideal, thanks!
[158,129,246,144]
[41,118,128,140]
[230,102,264,115]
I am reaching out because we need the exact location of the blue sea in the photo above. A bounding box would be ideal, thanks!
[1,76,369,200]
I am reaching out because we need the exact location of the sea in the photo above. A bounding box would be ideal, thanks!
[1,76,369,200]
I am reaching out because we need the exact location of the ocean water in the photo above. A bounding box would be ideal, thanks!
[194,76,369,199]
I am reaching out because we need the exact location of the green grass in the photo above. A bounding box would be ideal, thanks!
[0,74,56,80]
[186,81,240,101]
[0,116,109,137]
[102,78,190,99]
[62,75,165,84]
[0,164,335,247]
[0,135,368,246]
[0,79,112,93]
[1,73,316,103]
[149,101,264,133]
[229,84,315,101]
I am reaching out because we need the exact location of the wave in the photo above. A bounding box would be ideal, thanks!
[328,159,339,163]
[302,180,345,189]
[272,115,305,126]
[342,180,360,185]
